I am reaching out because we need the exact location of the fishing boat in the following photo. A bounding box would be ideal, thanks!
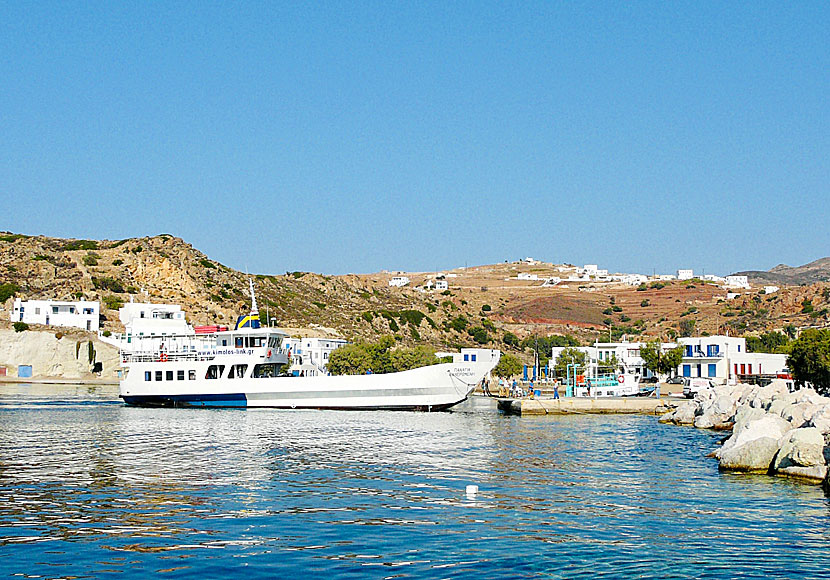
[118,282,501,410]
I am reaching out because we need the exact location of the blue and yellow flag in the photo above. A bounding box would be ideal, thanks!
[235,313,261,329]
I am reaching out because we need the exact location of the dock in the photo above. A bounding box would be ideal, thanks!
[496,396,677,416]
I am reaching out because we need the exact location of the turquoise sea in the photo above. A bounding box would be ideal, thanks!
[1,383,829,579]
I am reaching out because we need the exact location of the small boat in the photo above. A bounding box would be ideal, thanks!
[573,369,640,397]
[118,281,501,410]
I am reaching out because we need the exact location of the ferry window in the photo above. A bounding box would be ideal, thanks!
[221,339,228,346]
[228,364,248,379]
[189,370,196,380]
[155,371,163,381]
[206,365,225,379]
[145,371,151,381]
[235,337,243,348]
[166,370,174,381]
[177,370,185,380]
[253,363,280,378]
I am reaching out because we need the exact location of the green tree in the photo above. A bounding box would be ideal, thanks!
[640,341,683,378]
[554,347,587,377]
[745,331,790,354]
[502,332,519,347]
[787,329,830,394]
[467,326,489,344]
[493,353,522,378]
[598,354,620,373]
[678,319,695,337]
[327,337,443,375]
[13,321,29,332]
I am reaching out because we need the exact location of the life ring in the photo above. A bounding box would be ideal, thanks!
[159,353,169,362]
[618,375,625,383]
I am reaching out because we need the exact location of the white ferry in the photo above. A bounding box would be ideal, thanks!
[118,284,500,410]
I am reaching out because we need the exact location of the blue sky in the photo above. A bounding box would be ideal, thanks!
[1,2,827,276]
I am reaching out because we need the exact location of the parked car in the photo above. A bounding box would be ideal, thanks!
[665,376,684,385]
[640,376,659,384]
[683,377,716,398]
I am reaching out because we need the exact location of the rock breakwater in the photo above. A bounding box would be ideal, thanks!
[660,380,830,484]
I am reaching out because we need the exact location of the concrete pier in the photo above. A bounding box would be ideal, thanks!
[496,396,677,416]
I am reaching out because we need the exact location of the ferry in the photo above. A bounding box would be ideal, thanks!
[118,282,501,410]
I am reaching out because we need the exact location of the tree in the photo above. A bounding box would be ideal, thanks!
[678,319,695,337]
[598,354,620,373]
[502,332,519,347]
[554,347,587,377]
[745,331,790,354]
[640,341,683,379]
[787,329,830,394]
[493,353,522,378]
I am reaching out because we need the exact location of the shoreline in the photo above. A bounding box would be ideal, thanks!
[0,376,119,386]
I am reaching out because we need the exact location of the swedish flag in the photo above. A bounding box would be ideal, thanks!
[235,313,261,329]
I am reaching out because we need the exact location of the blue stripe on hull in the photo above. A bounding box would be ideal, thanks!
[122,393,248,408]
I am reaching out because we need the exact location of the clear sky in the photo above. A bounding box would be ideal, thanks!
[2,2,827,276]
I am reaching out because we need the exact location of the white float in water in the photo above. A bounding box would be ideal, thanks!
[465,485,479,496]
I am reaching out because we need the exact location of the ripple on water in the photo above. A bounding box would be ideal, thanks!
[1,389,830,578]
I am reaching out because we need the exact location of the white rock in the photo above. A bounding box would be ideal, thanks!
[717,413,793,472]
[772,427,827,482]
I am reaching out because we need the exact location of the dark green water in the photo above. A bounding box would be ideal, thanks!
[1,384,829,578]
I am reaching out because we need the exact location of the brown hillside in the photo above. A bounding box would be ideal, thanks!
[2,233,829,364]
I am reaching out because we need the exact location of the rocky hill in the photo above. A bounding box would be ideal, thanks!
[733,258,830,286]
[2,232,830,363]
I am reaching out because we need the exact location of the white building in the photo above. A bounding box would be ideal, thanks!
[389,276,410,287]
[676,335,788,383]
[98,301,202,352]
[284,337,349,376]
[677,269,694,280]
[764,286,780,294]
[551,340,669,381]
[583,264,598,275]
[702,274,726,283]
[725,275,750,289]
[11,299,100,331]
[517,273,539,281]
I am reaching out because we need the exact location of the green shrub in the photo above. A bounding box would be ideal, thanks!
[62,240,99,251]
[481,304,491,312]
[92,277,124,293]
[0,282,20,303]
[636,283,648,291]
[199,258,216,269]
[603,308,613,315]
[361,311,374,323]
[33,254,55,263]
[450,316,468,332]
[503,332,519,347]
[103,295,123,310]
[640,299,650,307]
[612,305,623,312]
[467,326,489,344]
[82,253,99,266]
[112,259,124,266]
[102,330,112,337]
[13,322,28,332]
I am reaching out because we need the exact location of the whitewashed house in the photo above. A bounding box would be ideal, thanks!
[764,286,780,294]
[551,340,668,381]
[725,275,750,289]
[11,299,100,331]
[283,337,349,376]
[517,273,539,281]
[677,269,694,280]
[676,335,787,383]
[389,276,410,287]
[435,280,449,291]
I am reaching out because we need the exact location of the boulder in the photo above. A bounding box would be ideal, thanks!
[694,394,737,430]
[772,427,827,482]
[660,401,697,425]
[807,405,830,434]
[716,413,793,473]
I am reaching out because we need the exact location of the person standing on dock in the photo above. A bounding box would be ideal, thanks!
[553,380,560,400]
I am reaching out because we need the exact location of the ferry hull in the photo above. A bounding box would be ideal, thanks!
[119,352,500,411]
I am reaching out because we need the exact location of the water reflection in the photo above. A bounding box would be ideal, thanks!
[1,386,830,578]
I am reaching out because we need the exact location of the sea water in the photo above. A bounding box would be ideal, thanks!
[1,384,829,579]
